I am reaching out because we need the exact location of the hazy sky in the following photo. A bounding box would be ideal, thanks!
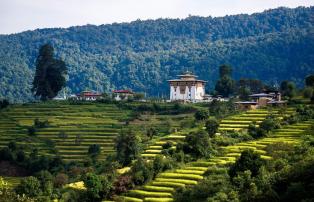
[0,0,313,34]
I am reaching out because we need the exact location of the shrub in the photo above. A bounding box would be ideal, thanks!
[303,87,313,98]
[8,141,17,151]
[113,175,133,195]
[259,116,281,133]
[35,170,53,196]
[28,126,36,136]
[131,158,154,185]
[194,109,209,121]
[162,141,173,150]
[34,118,49,128]
[229,150,265,178]
[116,129,141,166]
[88,144,101,157]
[83,173,114,201]
[248,123,266,139]
[15,176,42,197]
[183,130,213,159]
[53,173,68,188]
[205,118,219,137]
[152,155,175,178]
[147,127,158,140]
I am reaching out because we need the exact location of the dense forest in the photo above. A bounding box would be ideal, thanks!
[0,6,313,102]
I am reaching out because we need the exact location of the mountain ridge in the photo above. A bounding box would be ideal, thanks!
[0,6,313,102]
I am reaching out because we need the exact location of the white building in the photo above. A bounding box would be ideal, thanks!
[76,91,102,101]
[168,71,206,102]
[112,90,134,101]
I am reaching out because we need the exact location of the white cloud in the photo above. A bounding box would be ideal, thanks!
[0,0,313,34]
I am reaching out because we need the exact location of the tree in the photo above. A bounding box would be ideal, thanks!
[238,86,251,100]
[280,80,296,99]
[83,173,103,201]
[303,87,313,98]
[115,130,141,166]
[194,109,209,121]
[15,176,42,197]
[88,144,101,158]
[131,158,154,185]
[248,123,266,139]
[133,93,145,101]
[83,173,113,201]
[35,170,53,196]
[229,150,265,178]
[146,127,157,140]
[259,116,281,133]
[54,173,69,188]
[32,44,67,101]
[205,118,219,137]
[0,99,9,110]
[237,79,264,94]
[305,75,314,87]
[27,126,36,136]
[8,141,17,151]
[183,130,212,158]
[215,64,235,97]
[219,65,232,77]
[16,150,26,162]
[0,147,13,161]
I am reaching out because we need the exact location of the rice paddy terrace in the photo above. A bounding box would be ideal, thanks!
[218,108,295,131]
[140,108,295,160]
[0,102,130,162]
[121,109,313,202]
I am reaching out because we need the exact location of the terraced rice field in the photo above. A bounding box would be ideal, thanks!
[141,134,185,160]
[0,103,130,162]
[219,108,295,131]
[121,120,313,202]
[141,108,293,161]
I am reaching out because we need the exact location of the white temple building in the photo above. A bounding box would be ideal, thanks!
[168,71,206,102]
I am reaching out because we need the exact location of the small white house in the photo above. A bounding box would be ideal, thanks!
[168,71,206,102]
[112,90,134,101]
[76,91,102,101]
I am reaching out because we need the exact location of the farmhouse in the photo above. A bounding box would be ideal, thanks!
[112,90,134,101]
[76,91,102,101]
[235,91,286,110]
[168,71,206,102]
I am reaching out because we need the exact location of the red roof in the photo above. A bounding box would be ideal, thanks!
[112,90,133,94]
[77,92,102,97]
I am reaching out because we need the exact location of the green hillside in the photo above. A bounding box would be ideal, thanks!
[119,109,314,202]
[0,6,313,102]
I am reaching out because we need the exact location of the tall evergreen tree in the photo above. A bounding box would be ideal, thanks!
[32,44,67,101]
[215,64,235,97]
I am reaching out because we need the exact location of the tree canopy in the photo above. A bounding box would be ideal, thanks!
[32,44,67,101]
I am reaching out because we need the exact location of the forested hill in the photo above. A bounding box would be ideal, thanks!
[0,6,313,102]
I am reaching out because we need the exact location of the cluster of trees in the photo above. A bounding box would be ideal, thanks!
[0,7,313,102]
[304,75,314,101]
